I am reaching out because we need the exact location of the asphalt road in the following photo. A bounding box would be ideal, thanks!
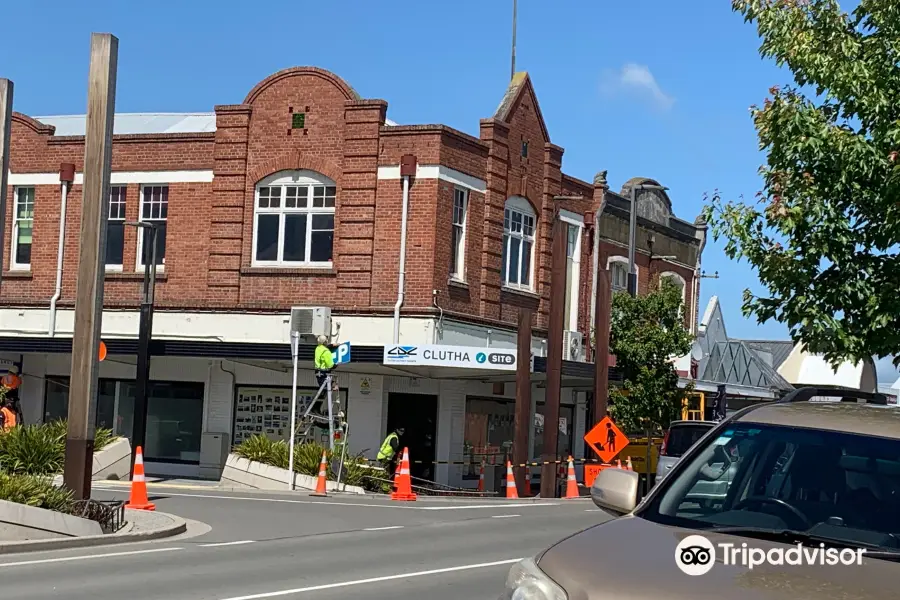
[0,483,611,599]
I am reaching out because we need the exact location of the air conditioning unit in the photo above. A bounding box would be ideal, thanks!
[563,330,584,362]
[290,307,332,338]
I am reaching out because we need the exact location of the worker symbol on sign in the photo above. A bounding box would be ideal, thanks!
[584,416,630,464]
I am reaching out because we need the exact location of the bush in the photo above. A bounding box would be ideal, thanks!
[0,472,74,513]
[0,420,116,476]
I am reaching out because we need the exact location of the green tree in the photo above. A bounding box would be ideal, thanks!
[705,0,900,366]
[608,281,694,434]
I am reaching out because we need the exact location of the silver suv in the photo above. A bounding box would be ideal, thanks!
[500,387,900,599]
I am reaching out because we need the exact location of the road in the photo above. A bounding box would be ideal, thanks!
[0,483,610,599]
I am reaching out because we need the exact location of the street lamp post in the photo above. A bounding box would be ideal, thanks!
[627,183,669,296]
[127,221,162,474]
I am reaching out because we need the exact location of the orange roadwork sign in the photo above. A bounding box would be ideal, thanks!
[584,416,630,463]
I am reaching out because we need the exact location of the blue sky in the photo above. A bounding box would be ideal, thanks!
[2,1,897,382]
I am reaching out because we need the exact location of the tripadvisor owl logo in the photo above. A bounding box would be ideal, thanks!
[675,534,866,575]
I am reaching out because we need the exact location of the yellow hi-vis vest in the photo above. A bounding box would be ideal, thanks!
[377,432,399,461]
[314,344,334,371]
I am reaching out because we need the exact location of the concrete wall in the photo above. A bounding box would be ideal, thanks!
[0,499,103,541]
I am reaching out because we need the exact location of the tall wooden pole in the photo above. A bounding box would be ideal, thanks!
[0,79,13,293]
[593,268,611,421]
[513,308,533,496]
[541,215,566,498]
[65,33,118,500]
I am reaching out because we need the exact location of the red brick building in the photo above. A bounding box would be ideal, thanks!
[0,67,706,484]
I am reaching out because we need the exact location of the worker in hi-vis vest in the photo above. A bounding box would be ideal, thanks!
[314,335,334,391]
[0,396,18,431]
[377,427,405,474]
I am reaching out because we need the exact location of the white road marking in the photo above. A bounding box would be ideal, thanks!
[363,526,404,531]
[199,540,256,547]
[4,547,182,567]
[584,509,604,512]
[491,514,520,519]
[418,503,558,510]
[219,557,524,599]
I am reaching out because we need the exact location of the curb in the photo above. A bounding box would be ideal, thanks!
[0,511,187,555]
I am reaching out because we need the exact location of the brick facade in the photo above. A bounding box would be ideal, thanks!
[2,66,704,337]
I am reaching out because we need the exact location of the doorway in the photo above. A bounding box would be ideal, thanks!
[386,393,438,481]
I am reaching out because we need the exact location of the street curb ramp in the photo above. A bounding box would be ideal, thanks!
[0,510,187,555]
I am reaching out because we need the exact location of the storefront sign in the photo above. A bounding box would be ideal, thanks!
[383,344,519,371]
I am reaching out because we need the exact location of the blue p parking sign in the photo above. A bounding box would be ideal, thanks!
[332,342,352,365]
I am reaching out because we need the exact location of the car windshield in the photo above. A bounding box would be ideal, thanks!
[664,424,713,457]
[641,422,900,551]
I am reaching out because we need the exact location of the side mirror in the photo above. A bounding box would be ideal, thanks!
[591,467,640,515]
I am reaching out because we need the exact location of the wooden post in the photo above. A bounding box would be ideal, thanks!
[513,308,533,496]
[593,267,611,421]
[64,33,118,500]
[0,79,12,293]
[541,215,567,498]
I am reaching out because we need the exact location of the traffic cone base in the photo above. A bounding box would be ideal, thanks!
[564,456,579,499]
[310,450,329,497]
[505,461,518,499]
[125,446,156,511]
[391,447,417,501]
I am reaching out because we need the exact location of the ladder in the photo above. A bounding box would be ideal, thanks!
[293,374,342,446]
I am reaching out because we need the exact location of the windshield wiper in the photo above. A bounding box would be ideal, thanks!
[706,526,900,561]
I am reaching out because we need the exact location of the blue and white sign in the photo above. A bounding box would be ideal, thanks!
[332,342,352,365]
[383,344,520,371]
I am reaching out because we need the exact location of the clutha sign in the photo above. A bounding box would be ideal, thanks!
[383,345,520,371]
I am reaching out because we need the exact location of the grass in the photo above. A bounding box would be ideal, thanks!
[233,435,387,492]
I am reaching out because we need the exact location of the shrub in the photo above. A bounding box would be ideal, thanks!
[0,472,74,513]
[0,420,116,476]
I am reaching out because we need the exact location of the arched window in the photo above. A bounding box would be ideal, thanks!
[659,271,687,304]
[502,196,536,289]
[607,256,632,294]
[253,170,335,266]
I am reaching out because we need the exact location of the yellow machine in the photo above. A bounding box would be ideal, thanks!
[681,390,706,421]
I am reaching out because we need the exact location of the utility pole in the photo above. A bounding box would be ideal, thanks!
[593,268,611,421]
[0,79,12,293]
[514,308,532,496]
[65,33,118,500]
[510,0,517,80]
[541,215,566,498]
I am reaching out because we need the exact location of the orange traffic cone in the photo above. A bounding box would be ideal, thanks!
[391,447,417,501]
[477,459,485,492]
[564,456,579,499]
[616,459,623,469]
[310,450,328,497]
[505,461,518,499]
[625,457,633,471]
[125,446,155,511]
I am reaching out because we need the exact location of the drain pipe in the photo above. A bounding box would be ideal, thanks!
[49,163,76,337]
[393,154,416,344]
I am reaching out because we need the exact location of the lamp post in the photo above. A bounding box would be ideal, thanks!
[627,183,668,296]
[126,221,162,474]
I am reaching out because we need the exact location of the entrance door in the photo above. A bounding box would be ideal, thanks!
[386,393,438,481]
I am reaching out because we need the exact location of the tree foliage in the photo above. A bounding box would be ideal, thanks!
[705,0,900,366]
[608,281,693,433]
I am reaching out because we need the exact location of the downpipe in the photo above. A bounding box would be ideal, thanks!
[49,164,75,337]
[393,154,416,344]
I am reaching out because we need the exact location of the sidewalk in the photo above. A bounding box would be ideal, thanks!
[0,509,186,555]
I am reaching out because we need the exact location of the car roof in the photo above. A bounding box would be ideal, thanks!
[668,420,714,427]
[734,401,900,439]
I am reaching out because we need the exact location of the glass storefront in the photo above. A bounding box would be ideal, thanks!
[43,377,204,463]
[233,385,348,448]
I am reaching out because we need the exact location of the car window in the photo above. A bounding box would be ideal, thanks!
[641,422,900,550]
[665,424,714,457]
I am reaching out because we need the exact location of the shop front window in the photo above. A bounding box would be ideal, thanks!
[42,377,204,463]
[464,398,515,478]
[532,403,574,461]
[233,385,349,448]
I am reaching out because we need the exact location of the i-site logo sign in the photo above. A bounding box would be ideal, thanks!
[675,535,866,576]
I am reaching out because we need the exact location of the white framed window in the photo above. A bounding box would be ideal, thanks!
[137,185,168,270]
[11,187,34,270]
[253,170,335,267]
[501,196,536,290]
[450,187,468,280]
[564,222,583,331]
[106,186,127,270]
[660,271,687,305]
[607,256,631,293]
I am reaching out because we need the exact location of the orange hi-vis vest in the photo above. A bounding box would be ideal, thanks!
[1,406,17,430]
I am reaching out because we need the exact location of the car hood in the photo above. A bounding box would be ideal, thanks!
[537,515,896,600]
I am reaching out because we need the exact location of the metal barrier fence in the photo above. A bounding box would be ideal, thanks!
[73,499,126,534]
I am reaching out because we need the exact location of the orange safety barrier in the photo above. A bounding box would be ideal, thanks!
[391,447,417,501]
[125,446,155,511]
[310,450,328,497]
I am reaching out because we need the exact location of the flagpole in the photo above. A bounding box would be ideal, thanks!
[510,0,517,80]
